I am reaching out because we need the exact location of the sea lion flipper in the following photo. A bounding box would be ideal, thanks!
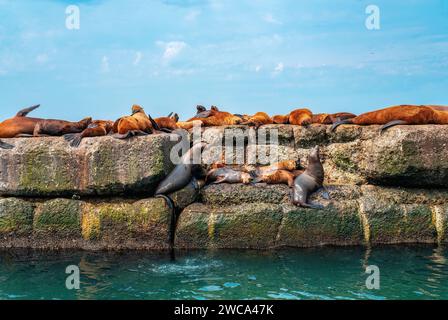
[330,119,352,132]
[147,113,161,131]
[16,104,40,117]
[0,139,14,149]
[380,120,407,133]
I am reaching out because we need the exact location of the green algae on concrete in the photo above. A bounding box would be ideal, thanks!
[174,203,211,249]
[278,201,364,247]
[175,203,283,249]
[81,198,172,249]
[33,198,82,237]
[0,198,34,234]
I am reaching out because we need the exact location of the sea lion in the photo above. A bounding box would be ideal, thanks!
[252,169,296,187]
[0,104,92,148]
[32,117,92,137]
[206,167,252,185]
[254,160,298,175]
[155,142,207,195]
[273,109,314,125]
[331,105,448,132]
[178,108,243,130]
[272,114,290,124]
[292,146,324,209]
[289,108,313,126]
[64,120,114,147]
[113,105,160,139]
[155,112,179,133]
[190,105,219,119]
[241,112,273,128]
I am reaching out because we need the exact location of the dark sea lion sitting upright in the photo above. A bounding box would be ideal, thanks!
[155,142,207,195]
[292,146,325,209]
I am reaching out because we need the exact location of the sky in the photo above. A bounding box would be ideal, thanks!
[0,0,447,121]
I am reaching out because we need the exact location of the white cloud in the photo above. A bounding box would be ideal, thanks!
[263,13,282,25]
[157,41,187,62]
[185,10,200,22]
[274,62,284,74]
[101,56,110,73]
[133,51,143,66]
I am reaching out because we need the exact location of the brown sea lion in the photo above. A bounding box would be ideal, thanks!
[113,105,160,139]
[241,112,273,128]
[155,142,207,195]
[32,117,92,137]
[206,167,252,185]
[252,169,296,187]
[289,108,313,126]
[64,120,114,147]
[254,160,298,175]
[155,112,179,133]
[292,146,324,209]
[272,114,290,124]
[0,104,92,149]
[331,105,448,132]
[178,108,243,129]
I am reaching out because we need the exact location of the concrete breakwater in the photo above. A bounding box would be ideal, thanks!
[1,124,448,250]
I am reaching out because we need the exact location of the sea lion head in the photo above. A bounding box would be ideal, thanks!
[131,105,144,115]
[79,117,93,128]
[309,146,320,162]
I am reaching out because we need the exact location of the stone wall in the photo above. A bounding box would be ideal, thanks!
[1,124,448,250]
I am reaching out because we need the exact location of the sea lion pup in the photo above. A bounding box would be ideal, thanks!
[292,146,325,209]
[64,120,114,147]
[330,105,448,133]
[241,112,273,128]
[155,112,179,133]
[206,167,252,185]
[113,104,161,139]
[155,142,207,195]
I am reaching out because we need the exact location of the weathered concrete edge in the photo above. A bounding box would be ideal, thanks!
[0,197,174,250]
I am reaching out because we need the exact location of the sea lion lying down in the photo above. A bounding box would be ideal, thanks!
[0,104,92,149]
[331,105,448,132]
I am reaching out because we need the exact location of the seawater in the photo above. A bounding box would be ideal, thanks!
[0,246,447,300]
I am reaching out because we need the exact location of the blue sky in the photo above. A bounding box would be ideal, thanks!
[0,0,447,121]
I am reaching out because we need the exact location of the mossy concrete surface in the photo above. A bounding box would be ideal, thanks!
[175,184,448,249]
[0,135,177,197]
[0,197,173,250]
[0,198,34,234]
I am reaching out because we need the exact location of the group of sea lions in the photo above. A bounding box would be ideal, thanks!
[153,143,326,209]
[1,103,448,149]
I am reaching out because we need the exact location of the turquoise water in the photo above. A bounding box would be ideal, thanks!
[0,246,447,300]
